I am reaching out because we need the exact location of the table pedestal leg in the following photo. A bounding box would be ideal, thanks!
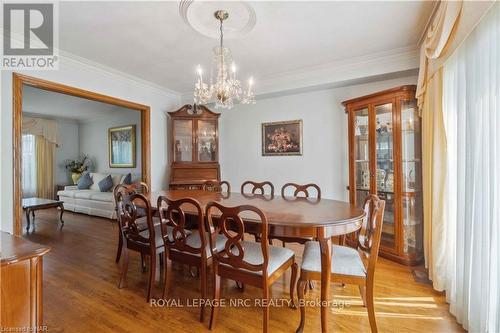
[319,236,332,333]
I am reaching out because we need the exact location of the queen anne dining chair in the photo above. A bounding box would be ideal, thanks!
[115,191,165,302]
[269,183,321,247]
[156,196,226,322]
[240,180,275,198]
[205,201,298,333]
[114,182,151,264]
[296,194,385,333]
[202,180,231,193]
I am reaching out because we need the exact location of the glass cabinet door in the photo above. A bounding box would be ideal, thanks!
[374,102,396,250]
[196,120,217,162]
[401,100,423,255]
[173,119,193,162]
[353,107,371,209]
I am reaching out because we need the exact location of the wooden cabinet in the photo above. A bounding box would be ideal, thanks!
[168,104,221,189]
[1,232,50,329]
[343,85,423,265]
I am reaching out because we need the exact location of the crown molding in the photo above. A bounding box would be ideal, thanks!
[59,50,182,100]
[181,46,419,103]
[4,30,182,101]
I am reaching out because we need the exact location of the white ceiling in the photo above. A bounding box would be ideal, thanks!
[22,86,135,122]
[58,1,435,96]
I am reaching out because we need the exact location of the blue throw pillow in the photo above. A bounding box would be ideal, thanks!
[77,173,93,190]
[122,173,132,185]
[98,174,114,192]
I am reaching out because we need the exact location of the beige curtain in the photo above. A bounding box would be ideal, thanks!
[417,2,462,285]
[421,69,449,289]
[35,135,55,199]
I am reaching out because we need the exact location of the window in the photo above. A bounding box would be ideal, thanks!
[22,134,36,197]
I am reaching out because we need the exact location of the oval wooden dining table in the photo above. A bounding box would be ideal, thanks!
[145,189,366,333]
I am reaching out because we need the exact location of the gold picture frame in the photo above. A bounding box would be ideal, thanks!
[262,120,303,156]
[108,125,136,168]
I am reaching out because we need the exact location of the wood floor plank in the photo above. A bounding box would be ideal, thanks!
[23,209,463,332]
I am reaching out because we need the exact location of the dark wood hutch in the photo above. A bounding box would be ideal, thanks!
[168,104,221,189]
[343,85,423,265]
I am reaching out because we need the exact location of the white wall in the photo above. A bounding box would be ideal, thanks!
[220,75,418,201]
[55,119,80,184]
[0,55,180,233]
[79,109,142,176]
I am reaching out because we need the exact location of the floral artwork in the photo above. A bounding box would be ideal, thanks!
[109,125,136,167]
[262,120,302,156]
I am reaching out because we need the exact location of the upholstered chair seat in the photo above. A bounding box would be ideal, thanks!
[301,242,366,277]
[171,233,226,257]
[221,240,295,275]
[139,224,191,248]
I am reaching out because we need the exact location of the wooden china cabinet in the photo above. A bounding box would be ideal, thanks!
[343,85,423,265]
[168,104,221,189]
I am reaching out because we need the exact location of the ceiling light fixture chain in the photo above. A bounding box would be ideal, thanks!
[193,9,255,109]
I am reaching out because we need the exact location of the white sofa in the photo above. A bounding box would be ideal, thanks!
[57,172,138,219]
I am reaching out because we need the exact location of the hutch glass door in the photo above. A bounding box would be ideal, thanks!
[353,107,371,209]
[173,119,193,162]
[400,99,423,255]
[197,120,217,162]
[374,102,396,251]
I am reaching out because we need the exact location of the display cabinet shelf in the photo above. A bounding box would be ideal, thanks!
[168,104,221,189]
[343,85,423,265]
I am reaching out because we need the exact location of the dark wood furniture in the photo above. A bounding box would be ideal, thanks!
[168,104,221,190]
[296,195,386,333]
[270,183,321,246]
[22,198,64,232]
[114,182,151,263]
[143,190,366,333]
[54,184,70,200]
[241,181,275,197]
[1,232,50,330]
[202,180,230,193]
[157,196,225,322]
[205,202,298,332]
[116,191,164,302]
[343,85,423,265]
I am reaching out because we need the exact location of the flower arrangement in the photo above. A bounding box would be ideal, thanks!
[65,155,91,174]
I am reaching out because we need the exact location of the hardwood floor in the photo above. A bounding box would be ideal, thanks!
[23,209,463,332]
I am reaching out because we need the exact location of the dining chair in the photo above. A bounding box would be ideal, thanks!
[240,181,275,242]
[116,191,165,302]
[240,180,275,197]
[296,194,385,333]
[157,196,226,322]
[202,180,231,193]
[114,182,151,264]
[206,201,298,333]
[269,183,321,246]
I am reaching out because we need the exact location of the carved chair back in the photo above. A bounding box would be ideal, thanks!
[157,196,206,257]
[357,194,386,277]
[281,183,321,199]
[240,181,275,197]
[206,201,270,276]
[115,191,156,249]
[203,180,231,193]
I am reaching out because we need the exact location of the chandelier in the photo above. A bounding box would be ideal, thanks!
[193,10,256,109]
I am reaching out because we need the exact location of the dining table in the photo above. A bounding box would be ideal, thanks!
[144,189,366,333]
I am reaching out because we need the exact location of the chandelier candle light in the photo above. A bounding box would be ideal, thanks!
[194,10,256,109]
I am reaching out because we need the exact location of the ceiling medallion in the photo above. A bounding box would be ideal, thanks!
[191,8,256,109]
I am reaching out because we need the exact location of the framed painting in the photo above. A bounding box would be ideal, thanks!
[108,125,136,168]
[262,120,303,156]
